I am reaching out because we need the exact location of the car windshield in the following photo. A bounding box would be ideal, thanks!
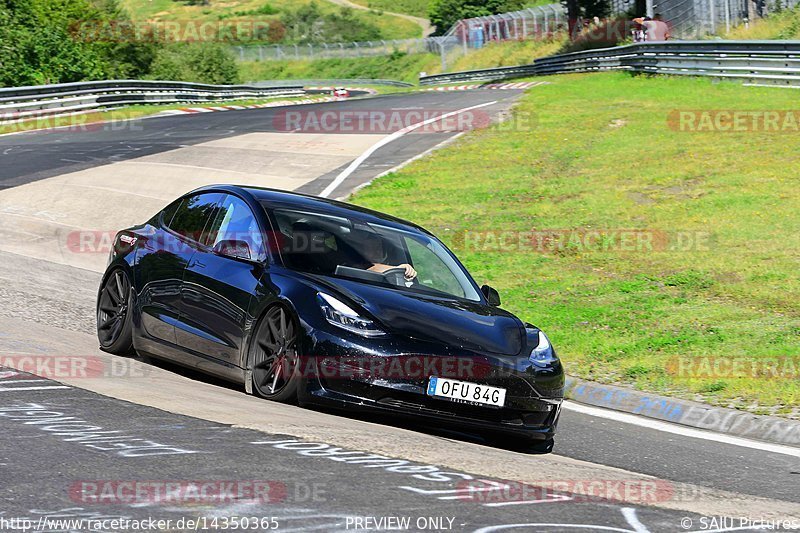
[269,208,481,302]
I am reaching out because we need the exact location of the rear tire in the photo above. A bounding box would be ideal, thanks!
[97,268,135,355]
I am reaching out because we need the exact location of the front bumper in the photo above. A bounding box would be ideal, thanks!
[296,327,565,440]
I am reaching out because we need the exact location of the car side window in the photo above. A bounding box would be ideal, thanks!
[404,237,466,298]
[205,194,265,261]
[160,198,184,228]
[168,193,223,243]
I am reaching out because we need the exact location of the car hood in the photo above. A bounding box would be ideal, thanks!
[320,277,526,356]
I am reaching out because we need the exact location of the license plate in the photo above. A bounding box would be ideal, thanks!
[427,377,506,407]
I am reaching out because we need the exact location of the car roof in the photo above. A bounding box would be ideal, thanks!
[187,184,431,235]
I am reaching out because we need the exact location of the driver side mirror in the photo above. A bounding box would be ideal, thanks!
[481,285,501,306]
[213,239,252,261]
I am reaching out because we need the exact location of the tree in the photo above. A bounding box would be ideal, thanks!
[0,0,108,86]
[562,0,612,34]
[428,0,526,34]
[0,0,159,86]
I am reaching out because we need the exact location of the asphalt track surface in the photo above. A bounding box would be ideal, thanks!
[0,367,705,533]
[0,90,798,532]
[0,91,508,195]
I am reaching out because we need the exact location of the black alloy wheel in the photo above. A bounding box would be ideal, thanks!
[251,306,300,402]
[97,268,134,354]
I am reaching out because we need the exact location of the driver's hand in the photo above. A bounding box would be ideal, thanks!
[399,263,417,280]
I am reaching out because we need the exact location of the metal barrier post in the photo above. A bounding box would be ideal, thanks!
[551,5,562,28]
[709,0,717,34]
[724,0,731,32]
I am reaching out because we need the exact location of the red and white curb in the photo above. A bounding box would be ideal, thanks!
[155,96,340,117]
[426,81,548,91]
[308,86,379,95]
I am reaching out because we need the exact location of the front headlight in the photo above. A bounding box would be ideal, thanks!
[316,292,385,337]
[530,330,558,367]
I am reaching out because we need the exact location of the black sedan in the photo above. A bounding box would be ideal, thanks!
[97,185,564,451]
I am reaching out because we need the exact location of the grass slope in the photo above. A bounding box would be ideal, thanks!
[447,38,566,72]
[241,38,565,83]
[348,0,431,18]
[119,0,422,40]
[351,72,800,417]
[240,53,440,83]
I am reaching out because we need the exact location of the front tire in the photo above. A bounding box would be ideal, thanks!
[249,306,300,403]
[97,268,134,355]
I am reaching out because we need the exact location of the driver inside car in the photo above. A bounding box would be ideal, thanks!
[355,233,417,280]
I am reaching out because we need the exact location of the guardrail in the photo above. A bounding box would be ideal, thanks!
[0,80,305,122]
[420,40,800,88]
[420,65,538,85]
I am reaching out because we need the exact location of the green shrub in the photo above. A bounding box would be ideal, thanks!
[0,0,162,86]
[699,381,728,393]
[150,42,239,84]
[0,0,108,86]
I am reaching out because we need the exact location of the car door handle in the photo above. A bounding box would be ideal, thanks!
[189,259,206,269]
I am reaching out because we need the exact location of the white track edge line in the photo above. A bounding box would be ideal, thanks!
[563,401,800,458]
[319,100,498,198]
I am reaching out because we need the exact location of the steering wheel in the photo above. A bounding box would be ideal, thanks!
[381,267,408,286]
